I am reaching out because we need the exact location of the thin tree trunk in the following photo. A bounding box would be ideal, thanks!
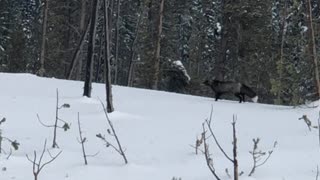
[83,0,99,97]
[103,0,114,112]
[113,0,121,84]
[278,1,288,104]
[38,0,49,76]
[127,8,143,87]
[95,39,103,82]
[64,2,72,78]
[151,0,164,90]
[306,0,320,98]
[76,0,87,80]
[214,0,228,81]
[67,19,90,80]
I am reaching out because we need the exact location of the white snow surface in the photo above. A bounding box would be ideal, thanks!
[0,73,319,180]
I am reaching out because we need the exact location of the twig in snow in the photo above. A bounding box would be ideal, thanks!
[0,117,20,154]
[202,123,221,180]
[96,99,128,164]
[232,116,239,180]
[77,112,99,165]
[26,140,62,180]
[316,165,319,180]
[77,112,88,165]
[225,168,231,178]
[248,138,277,176]
[299,115,313,131]
[189,144,205,154]
[37,89,70,148]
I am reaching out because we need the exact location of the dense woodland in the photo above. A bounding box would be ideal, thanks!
[1,0,320,105]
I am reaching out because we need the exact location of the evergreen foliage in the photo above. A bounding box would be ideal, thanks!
[1,0,320,105]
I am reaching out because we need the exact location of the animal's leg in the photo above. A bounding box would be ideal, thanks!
[215,93,222,101]
[235,93,242,103]
[241,94,245,102]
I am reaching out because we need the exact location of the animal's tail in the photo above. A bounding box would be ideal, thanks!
[240,84,258,103]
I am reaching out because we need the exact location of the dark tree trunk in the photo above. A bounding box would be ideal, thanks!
[76,0,88,80]
[103,0,115,112]
[113,0,121,84]
[95,39,103,82]
[83,0,99,97]
[64,2,72,78]
[67,19,90,80]
[38,0,49,76]
[277,1,288,104]
[127,8,143,87]
[150,0,164,90]
[306,0,320,98]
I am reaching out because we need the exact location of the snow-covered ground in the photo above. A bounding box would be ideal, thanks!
[0,73,319,180]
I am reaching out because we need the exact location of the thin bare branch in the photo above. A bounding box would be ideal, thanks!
[256,151,273,167]
[202,123,221,180]
[248,137,276,176]
[96,134,123,155]
[37,114,55,128]
[316,165,319,180]
[6,148,12,160]
[205,119,233,162]
[86,151,100,157]
[189,144,205,154]
[26,153,35,164]
[78,112,88,165]
[26,139,62,180]
[232,115,239,180]
[38,140,47,167]
[38,150,62,173]
[99,99,128,164]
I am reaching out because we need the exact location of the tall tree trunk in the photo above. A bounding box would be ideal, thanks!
[306,0,320,98]
[127,8,143,87]
[277,1,288,104]
[66,19,90,80]
[38,0,49,76]
[83,0,99,97]
[103,0,115,113]
[151,0,164,90]
[95,39,103,82]
[64,2,72,78]
[76,0,87,80]
[113,0,121,84]
[214,0,228,81]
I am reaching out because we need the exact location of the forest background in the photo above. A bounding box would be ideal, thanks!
[1,0,320,105]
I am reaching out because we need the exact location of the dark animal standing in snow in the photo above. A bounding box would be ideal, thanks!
[203,79,258,103]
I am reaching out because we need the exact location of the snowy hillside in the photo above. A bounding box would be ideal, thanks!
[0,73,319,180]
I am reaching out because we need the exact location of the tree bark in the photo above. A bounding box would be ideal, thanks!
[306,0,320,98]
[67,0,88,80]
[214,0,228,81]
[151,0,164,90]
[76,0,88,80]
[103,0,115,112]
[67,19,90,80]
[38,0,49,76]
[64,2,72,78]
[277,1,288,104]
[232,118,239,180]
[113,0,121,84]
[127,8,143,87]
[83,0,99,97]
